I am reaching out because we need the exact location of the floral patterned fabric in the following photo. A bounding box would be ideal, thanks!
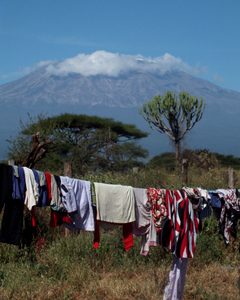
[217,189,240,244]
[146,188,167,232]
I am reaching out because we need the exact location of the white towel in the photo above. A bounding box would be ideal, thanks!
[94,182,135,224]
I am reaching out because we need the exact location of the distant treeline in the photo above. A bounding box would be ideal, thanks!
[148,149,240,170]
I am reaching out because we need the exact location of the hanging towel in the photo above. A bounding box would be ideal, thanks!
[133,188,150,229]
[94,182,135,224]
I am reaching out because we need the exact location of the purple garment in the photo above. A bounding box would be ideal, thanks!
[163,256,188,300]
[12,166,26,202]
[209,192,221,208]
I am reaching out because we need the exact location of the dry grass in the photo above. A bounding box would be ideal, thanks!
[0,262,238,299]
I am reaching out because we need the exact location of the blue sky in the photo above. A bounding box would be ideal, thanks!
[0,0,240,91]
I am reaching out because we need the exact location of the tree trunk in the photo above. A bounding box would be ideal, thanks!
[175,141,181,161]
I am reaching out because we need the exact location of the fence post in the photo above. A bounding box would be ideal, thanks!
[8,159,15,166]
[64,161,72,177]
[64,162,72,237]
[228,167,234,188]
[181,159,189,186]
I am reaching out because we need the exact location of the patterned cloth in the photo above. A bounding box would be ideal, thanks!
[146,188,167,232]
[133,188,160,256]
[165,190,199,258]
[182,187,202,210]
[146,188,199,258]
[217,189,240,244]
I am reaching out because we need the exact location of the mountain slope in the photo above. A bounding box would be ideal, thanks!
[1,67,240,111]
[0,66,240,159]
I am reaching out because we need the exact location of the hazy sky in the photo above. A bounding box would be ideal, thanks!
[0,0,239,91]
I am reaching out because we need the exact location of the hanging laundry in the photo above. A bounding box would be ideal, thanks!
[44,171,52,203]
[165,189,199,258]
[163,256,188,300]
[133,188,150,229]
[93,183,135,251]
[146,188,167,231]
[12,166,26,202]
[50,210,73,228]
[0,164,24,245]
[23,167,39,211]
[94,182,135,223]
[217,189,240,244]
[182,187,202,209]
[197,188,212,220]
[133,188,160,255]
[60,176,95,231]
[209,191,222,209]
[33,170,48,207]
[50,175,65,211]
[93,220,134,251]
[139,216,160,256]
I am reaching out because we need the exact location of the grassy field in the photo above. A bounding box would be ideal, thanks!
[0,166,239,299]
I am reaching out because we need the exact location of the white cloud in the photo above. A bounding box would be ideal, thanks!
[0,51,204,85]
[46,50,202,77]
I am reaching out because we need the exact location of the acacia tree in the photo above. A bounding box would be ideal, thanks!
[140,91,205,160]
[8,113,148,174]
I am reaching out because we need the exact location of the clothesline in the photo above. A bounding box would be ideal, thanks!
[1,163,239,251]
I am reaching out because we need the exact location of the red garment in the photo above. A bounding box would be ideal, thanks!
[147,188,167,232]
[123,223,134,251]
[50,209,72,227]
[93,220,134,251]
[164,189,199,258]
[31,207,37,228]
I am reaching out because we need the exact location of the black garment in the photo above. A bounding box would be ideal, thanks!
[0,198,24,245]
[0,164,13,211]
[0,164,24,245]
[21,210,36,248]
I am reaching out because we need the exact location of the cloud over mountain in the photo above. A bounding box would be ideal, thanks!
[46,50,201,77]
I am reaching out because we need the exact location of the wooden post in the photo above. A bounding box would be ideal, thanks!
[64,162,72,177]
[228,167,234,188]
[132,167,139,174]
[181,159,189,186]
[64,162,72,237]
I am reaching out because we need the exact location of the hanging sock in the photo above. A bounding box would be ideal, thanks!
[93,220,134,251]
[122,223,134,251]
